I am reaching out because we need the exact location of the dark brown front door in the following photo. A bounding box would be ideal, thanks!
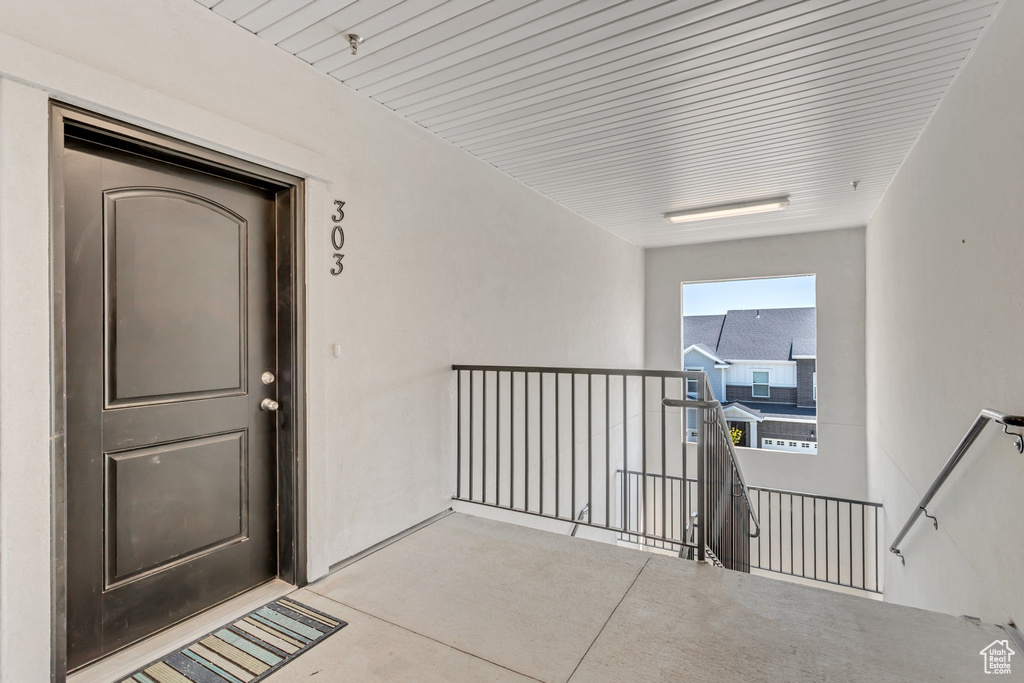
[64,135,279,669]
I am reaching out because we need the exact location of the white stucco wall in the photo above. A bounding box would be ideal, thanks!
[645,228,867,499]
[865,0,1024,624]
[0,0,644,678]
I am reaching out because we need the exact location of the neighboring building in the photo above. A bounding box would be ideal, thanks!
[684,308,817,452]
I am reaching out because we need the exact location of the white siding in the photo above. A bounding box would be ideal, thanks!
[725,360,797,387]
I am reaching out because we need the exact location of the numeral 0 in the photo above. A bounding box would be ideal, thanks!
[332,224,345,251]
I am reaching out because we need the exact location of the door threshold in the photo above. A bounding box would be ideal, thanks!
[67,579,293,683]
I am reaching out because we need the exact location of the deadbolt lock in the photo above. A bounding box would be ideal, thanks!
[261,371,275,384]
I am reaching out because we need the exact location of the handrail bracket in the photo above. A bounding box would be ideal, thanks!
[1002,424,1024,453]
[921,507,938,530]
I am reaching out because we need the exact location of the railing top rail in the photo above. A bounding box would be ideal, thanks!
[615,469,882,508]
[617,469,691,484]
[889,408,1024,562]
[452,364,703,379]
[747,485,884,508]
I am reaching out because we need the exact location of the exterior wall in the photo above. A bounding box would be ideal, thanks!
[645,227,866,500]
[726,385,797,405]
[865,0,1024,624]
[758,421,816,443]
[0,78,53,678]
[0,2,644,678]
[681,350,721,401]
[723,360,797,387]
[796,359,817,408]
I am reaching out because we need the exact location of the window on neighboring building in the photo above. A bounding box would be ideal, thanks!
[813,371,817,401]
[685,367,701,397]
[752,370,770,398]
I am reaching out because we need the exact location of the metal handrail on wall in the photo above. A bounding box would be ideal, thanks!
[889,409,1024,564]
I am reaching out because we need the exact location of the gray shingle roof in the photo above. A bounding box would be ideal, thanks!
[681,314,725,357]
[792,336,816,357]
[683,307,815,362]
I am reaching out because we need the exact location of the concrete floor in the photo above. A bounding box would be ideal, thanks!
[267,512,1018,682]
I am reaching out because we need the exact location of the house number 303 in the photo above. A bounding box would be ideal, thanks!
[330,199,345,276]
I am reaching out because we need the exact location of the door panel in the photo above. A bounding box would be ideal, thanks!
[104,188,247,406]
[105,431,248,586]
[65,137,279,670]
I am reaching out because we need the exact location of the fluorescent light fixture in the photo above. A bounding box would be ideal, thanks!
[663,196,790,224]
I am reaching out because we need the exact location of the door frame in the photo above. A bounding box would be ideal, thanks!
[49,102,308,678]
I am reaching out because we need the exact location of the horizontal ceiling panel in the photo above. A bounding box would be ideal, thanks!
[199,0,999,247]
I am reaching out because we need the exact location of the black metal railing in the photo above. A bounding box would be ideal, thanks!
[661,389,760,571]
[616,470,696,553]
[700,397,755,572]
[616,470,882,593]
[452,365,758,569]
[749,486,883,593]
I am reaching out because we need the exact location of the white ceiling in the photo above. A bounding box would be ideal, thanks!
[198,0,999,247]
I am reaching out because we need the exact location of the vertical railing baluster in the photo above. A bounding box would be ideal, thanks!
[696,378,705,562]
[571,373,577,520]
[469,371,475,502]
[622,376,627,532]
[555,373,560,518]
[482,371,488,505]
[670,476,675,542]
[681,378,688,551]
[509,372,514,509]
[524,372,529,513]
[661,376,666,544]
[814,497,819,581]
[496,371,501,507]
[874,506,879,592]
[789,493,794,575]
[457,370,462,500]
[605,374,610,529]
[755,489,761,568]
[848,502,854,588]
[826,499,831,584]
[801,495,807,578]
[539,372,544,516]
[587,373,592,525]
[861,504,866,590]
[641,376,648,537]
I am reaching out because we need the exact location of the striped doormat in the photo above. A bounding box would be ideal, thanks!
[121,596,347,683]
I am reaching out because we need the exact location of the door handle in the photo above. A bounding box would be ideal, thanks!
[261,398,279,412]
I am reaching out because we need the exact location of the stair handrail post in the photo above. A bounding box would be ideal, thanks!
[696,376,707,562]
